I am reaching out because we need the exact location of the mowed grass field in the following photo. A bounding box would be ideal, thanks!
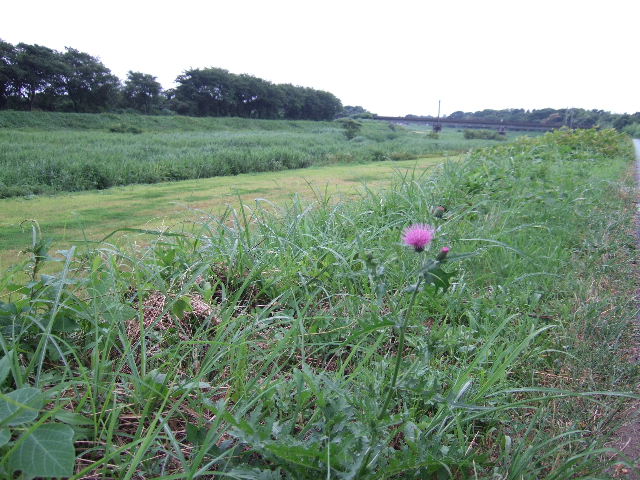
[0,156,445,268]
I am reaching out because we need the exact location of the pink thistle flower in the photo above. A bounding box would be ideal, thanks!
[402,224,435,252]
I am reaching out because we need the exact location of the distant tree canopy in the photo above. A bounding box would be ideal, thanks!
[337,105,375,119]
[62,48,120,112]
[0,42,118,112]
[172,68,342,120]
[441,108,638,130]
[0,39,343,120]
[123,71,162,114]
[2,39,639,129]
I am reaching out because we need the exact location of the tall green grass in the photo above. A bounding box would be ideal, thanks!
[0,111,522,198]
[0,128,637,478]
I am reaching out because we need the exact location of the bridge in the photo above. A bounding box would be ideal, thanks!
[373,116,565,132]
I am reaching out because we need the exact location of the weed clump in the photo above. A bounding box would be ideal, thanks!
[109,123,143,134]
[463,128,506,140]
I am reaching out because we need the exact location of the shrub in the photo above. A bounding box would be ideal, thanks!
[623,123,640,138]
[75,164,113,190]
[369,150,389,161]
[337,118,363,140]
[109,123,143,134]
[463,129,506,140]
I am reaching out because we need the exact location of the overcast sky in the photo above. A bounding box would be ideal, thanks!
[2,0,638,116]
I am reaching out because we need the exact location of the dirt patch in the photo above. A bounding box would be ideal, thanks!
[610,401,640,478]
[608,140,640,478]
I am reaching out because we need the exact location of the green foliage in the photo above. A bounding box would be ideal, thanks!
[463,128,506,140]
[8,423,75,478]
[447,107,639,129]
[0,112,501,198]
[109,122,143,134]
[0,128,636,477]
[337,105,375,119]
[338,117,363,140]
[61,48,120,113]
[0,385,75,478]
[0,39,345,120]
[0,387,44,426]
[173,68,342,120]
[122,71,162,114]
[623,122,640,137]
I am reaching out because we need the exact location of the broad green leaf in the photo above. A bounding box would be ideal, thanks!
[52,314,79,333]
[54,411,94,426]
[419,259,440,275]
[0,428,10,447]
[0,387,43,427]
[186,422,208,445]
[264,442,321,467]
[171,297,191,318]
[0,351,13,386]
[9,423,75,478]
[423,266,457,292]
[0,303,27,339]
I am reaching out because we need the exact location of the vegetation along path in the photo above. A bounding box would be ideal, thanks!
[0,156,443,268]
[611,138,640,477]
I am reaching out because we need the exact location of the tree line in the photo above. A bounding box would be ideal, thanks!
[0,40,343,120]
[440,108,640,130]
[347,107,640,132]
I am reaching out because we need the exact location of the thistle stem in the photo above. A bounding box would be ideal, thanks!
[378,275,423,420]
[356,275,424,478]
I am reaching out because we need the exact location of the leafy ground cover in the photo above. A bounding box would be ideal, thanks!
[0,129,638,478]
[0,111,523,198]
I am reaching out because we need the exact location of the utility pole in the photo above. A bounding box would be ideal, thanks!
[433,100,442,133]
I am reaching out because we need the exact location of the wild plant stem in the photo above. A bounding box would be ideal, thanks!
[357,274,424,478]
[378,275,423,420]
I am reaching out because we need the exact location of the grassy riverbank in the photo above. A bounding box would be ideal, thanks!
[0,111,514,198]
[0,129,637,479]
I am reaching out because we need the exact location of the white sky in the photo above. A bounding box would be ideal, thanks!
[2,0,638,116]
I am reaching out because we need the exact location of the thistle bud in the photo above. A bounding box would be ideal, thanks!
[436,246,450,262]
[433,205,446,218]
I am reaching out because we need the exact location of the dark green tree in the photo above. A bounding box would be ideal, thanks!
[0,39,18,109]
[298,88,342,120]
[0,42,16,109]
[61,48,120,112]
[278,84,306,119]
[233,74,281,118]
[122,71,162,114]
[13,43,68,110]
[337,105,373,119]
[174,68,236,116]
